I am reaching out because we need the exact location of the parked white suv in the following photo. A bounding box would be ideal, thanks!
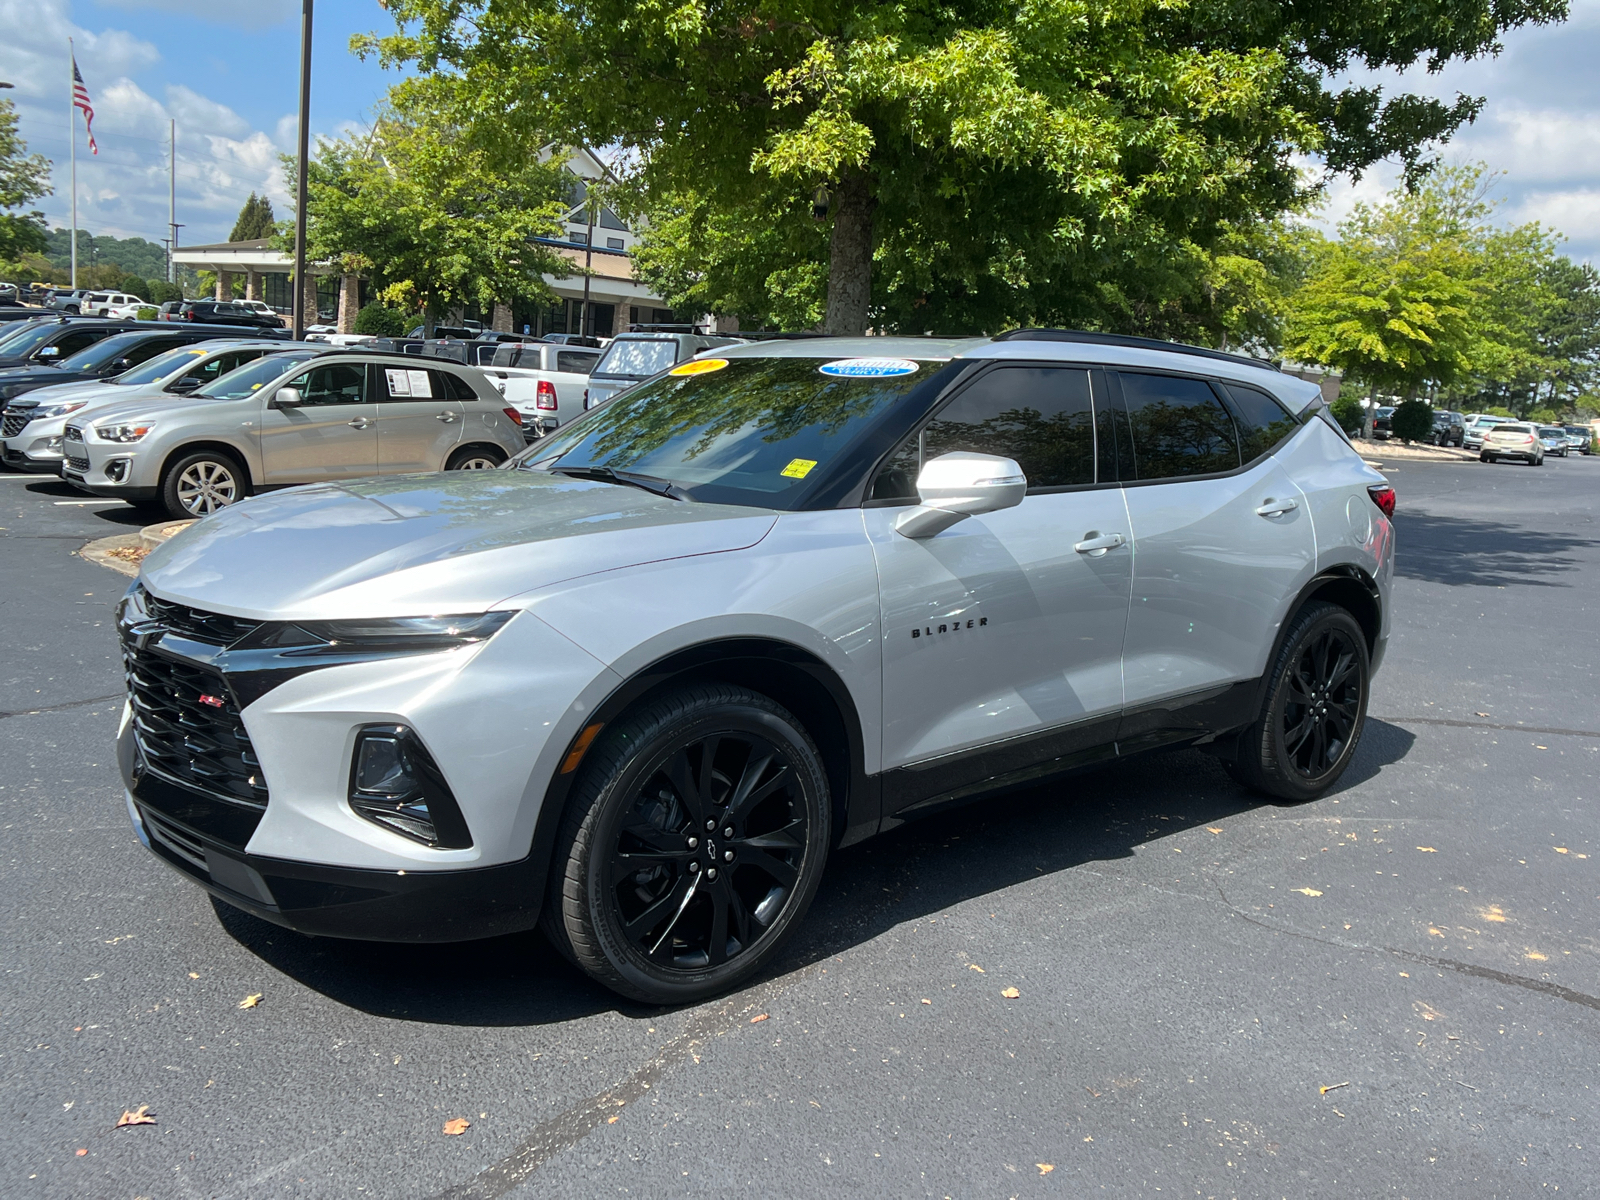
[117,331,1394,1004]
[483,341,600,435]
[83,292,143,317]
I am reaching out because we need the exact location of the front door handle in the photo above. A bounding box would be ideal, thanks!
[1074,532,1125,556]
[1255,498,1299,517]
[435,411,457,422]
[347,418,373,429]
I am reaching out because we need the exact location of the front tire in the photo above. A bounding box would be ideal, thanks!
[543,684,831,1004]
[1227,602,1369,803]
[444,445,506,471]
[160,449,248,519]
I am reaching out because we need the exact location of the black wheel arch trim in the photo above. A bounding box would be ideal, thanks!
[1247,566,1381,724]
[160,439,256,489]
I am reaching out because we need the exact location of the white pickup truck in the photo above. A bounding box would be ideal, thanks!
[481,341,602,438]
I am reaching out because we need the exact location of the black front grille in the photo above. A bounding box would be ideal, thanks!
[125,645,269,808]
[141,588,263,646]
[1,411,30,437]
[64,450,89,470]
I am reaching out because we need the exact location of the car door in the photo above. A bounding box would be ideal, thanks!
[1112,370,1315,748]
[258,361,378,483]
[867,364,1133,818]
[374,363,466,471]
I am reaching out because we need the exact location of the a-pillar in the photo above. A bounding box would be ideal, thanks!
[491,302,514,333]
[244,270,261,302]
[337,274,360,333]
[215,269,234,301]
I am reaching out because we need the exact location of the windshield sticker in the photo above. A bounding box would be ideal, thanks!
[780,458,818,479]
[669,358,729,377]
[818,357,920,379]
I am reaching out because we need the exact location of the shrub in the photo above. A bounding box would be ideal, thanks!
[1329,394,1364,433]
[353,302,411,338]
[1390,399,1434,443]
[118,274,147,300]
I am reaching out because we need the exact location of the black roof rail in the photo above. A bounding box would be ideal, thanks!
[993,328,1279,372]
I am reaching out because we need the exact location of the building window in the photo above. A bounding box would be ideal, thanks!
[262,272,292,312]
[606,237,625,250]
[569,230,588,244]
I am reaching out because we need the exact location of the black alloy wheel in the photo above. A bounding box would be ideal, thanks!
[1226,601,1369,802]
[544,684,830,1004]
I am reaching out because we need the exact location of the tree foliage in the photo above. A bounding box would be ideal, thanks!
[229,193,277,242]
[286,81,573,332]
[0,99,52,264]
[1389,397,1433,443]
[358,0,1567,335]
[352,301,413,337]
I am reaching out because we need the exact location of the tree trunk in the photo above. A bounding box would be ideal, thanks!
[1362,386,1377,441]
[823,169,875,336]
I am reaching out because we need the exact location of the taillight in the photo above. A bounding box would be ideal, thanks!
[184,310,195,321]
[535,379,558,410]
[1368,484,1396,518]
[503,407,522,426]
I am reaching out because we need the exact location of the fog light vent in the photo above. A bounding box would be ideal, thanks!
[106,458,130,482]
[349,725,472,848]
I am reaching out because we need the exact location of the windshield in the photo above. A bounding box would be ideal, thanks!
[57,332,161,372]
[196,351,316,398]
[112,345,211,386]
[0,321,68,357]
[1539,427,1563,437]
[594,338,678,378]
[1565,426,1589,435]
[522,355,941,509]
[1377,406,1394,416]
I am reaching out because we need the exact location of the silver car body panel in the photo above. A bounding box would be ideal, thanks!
[123,336,1393,892]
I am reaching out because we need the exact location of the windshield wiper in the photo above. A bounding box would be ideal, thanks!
[548,465,688,501]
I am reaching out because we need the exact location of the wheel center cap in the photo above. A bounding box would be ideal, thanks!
[705,838,718,862]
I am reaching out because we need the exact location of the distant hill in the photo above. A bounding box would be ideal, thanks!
[44,228,169,280]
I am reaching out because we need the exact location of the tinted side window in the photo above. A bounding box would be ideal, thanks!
[1221,383,1300,462]
[51,330,111,357]
[1118,373,1240,480]
[921,367,1095,490]
[120,339,182,368]
[291,364,368,405]
[557,351,598,375]
[439,370,479,401]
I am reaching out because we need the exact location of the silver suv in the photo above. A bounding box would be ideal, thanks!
[63,349,526,518]
[583,331,744,409]
[117,332,1394,1004]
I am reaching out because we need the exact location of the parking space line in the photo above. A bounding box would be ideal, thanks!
[53,500,126,506]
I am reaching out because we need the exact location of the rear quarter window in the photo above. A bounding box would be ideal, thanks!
[1220,383,1300,462]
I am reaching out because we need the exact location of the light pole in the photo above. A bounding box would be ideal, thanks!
[291,0,313,339]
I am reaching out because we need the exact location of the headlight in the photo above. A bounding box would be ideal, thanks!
[244,611,515,653]
[34,400,89,419]
[95,422,156,442]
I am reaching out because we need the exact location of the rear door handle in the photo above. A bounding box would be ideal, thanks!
[1255,498,1298,517]
[1074,532,1125,556]
[435,411,457,422]
[347,418,373,429]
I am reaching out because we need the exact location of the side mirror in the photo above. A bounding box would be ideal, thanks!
[271,386,303,408]
[37,345,60,358]
[894,451,1027,539]
[167,375,200,393]
[110,358,133,372]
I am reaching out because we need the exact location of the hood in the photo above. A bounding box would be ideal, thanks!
[72,390,226,427]
[140,469,779,620]
[4,378,118,407]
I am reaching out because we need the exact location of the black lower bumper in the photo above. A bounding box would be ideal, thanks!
[127,764,546,943]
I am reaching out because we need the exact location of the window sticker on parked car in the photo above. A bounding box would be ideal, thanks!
[386,368,412,396]
[818,357,920,378]
[408,369,433,397]
[669,358,728,377]
[780,458,818,479]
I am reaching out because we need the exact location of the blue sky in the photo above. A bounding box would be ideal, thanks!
[4,0,1599,263]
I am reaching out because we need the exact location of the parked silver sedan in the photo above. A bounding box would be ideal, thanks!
[60,349,527,519]
[1480,422,1544,465]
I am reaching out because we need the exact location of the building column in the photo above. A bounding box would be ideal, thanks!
[491,302,514,333]
[244,270,261,302]
[215,269,234,301]
[337,274,360,333]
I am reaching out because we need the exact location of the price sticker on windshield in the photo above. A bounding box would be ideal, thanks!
[670,358,729,377]
[780,458,818,479]
[818,357,919,378]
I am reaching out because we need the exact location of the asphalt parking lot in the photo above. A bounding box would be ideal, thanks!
[3,454,1598,1198]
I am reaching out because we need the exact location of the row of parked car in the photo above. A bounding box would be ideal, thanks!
[1369,405,1594,457]
[0,309,750,520]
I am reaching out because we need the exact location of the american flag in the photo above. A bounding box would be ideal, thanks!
[72,57,97,155]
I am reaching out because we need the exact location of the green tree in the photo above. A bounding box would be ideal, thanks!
[229,192,277,242]
[288,84,572,334]
[360,0,1567,335]
[0,99,51,264]
[352,301,412,337]
[1390,398,1433,443]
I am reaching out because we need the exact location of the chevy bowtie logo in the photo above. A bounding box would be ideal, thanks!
[912,617,988,639]
[198,693,226,708]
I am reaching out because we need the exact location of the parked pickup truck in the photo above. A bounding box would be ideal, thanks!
[482,341,601,437]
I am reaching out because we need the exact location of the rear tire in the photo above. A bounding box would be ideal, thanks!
[542,684,831,1004]
[444,445,505,471]
[1227,602,1369,803]
[160,449,249,520]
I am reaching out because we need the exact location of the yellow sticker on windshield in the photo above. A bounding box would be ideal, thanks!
[780,458,818,479]
[669,357,729,377]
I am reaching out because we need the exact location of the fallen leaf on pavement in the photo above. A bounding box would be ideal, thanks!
[1554,847,1569,854]
[1481,906,1508,923]
[1475,712,1489,717]
[969,964,985,973]
[442,1118,470,1136]
[1001,986,1020,999]
[1206,827,1223,834]
[116,1105,156,1127]
[75,1149,87,1156]
[188,972,199,979]
[1292,887,1323,897]
[1319,1082,1349,1095]
[238,993,262,1009]
[607,1115,619,1124]
[920,998,931,1005]
[749,1013,769,1024]
[1037,1163,1055,1175]
[1416,846,1437,853]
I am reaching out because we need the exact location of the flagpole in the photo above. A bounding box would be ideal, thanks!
[69,38,77,289]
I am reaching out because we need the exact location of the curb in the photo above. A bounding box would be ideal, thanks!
[80,520,194,577]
